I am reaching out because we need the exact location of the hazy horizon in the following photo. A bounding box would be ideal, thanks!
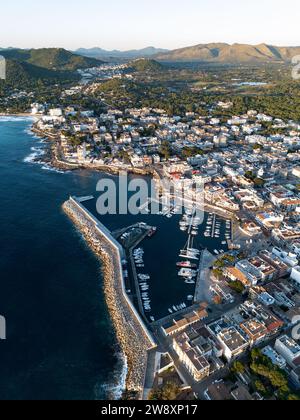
[0,0,299,51]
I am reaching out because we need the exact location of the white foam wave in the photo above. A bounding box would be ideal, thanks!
[23,146,46,163]
[96,352,128,400]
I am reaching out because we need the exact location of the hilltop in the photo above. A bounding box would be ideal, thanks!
[155,43,300,63]
[76,46,169,60]
[0,48,103,71]
[0,59,78,88]
[127,59,164,72]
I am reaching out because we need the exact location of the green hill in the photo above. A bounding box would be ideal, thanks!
[128,58,164,72]
[0,48,103,71]
[1,59,78,87]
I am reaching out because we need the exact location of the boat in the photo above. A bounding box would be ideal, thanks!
[179,251,199,261]
[173,305,178,312]
[214,250,220,255]
[177,261,197,269]
[150,316,155,322]
[148,227,157,237]
[187,295,194,301]
[168,308,173,314]
[185,278,196,284]
[178,268,198,278]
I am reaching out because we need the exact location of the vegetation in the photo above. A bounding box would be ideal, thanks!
[237,349,300,400]
[228,280,245,294]
[148,382,182,401]
[0,48,102,71]
[128,59,164,73]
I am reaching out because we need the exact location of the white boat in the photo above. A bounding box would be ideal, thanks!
[150,316,155,322]
[185,279,195,284]
[178,268,198,278]
[187,295,194,301]
[168,308,173,314]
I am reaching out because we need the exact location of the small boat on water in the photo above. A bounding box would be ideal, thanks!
[168,308,173,314]
[185,278,196,284]
[178,268,198,278]
[187,295,194,301]
[177,261,197,269]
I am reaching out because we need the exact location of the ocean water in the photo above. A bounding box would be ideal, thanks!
[0,118,123,400]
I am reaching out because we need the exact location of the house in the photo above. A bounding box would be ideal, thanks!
[173,328,210,382]
[239,319,268,346]
[275,335,300,368]
[204,381,232,400]
[225,267,252,287]
[262,346,287,369]
[216,327,248,362]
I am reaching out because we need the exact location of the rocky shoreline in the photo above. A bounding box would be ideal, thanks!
[62,199,154,398]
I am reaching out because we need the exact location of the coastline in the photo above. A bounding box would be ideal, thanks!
[62,198,156,399]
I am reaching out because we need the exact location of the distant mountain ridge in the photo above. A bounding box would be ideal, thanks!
[155,43,300,63]
[0,48,103,71]
[75,46,169,59]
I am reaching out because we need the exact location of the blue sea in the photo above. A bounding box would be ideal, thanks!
[0,118,125,400]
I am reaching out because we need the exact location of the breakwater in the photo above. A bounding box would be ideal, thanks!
[62,197,156,398]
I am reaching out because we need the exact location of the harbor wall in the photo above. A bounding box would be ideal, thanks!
[63,196,156,397]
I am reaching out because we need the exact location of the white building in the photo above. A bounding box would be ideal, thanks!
[262,346,287,369]
[291,266,300,285]
[275,335,300,367]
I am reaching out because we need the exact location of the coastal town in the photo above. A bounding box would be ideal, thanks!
[24,90,300,401]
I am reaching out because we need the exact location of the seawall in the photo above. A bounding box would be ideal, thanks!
[62,196,156,398]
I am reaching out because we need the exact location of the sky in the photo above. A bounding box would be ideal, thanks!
[0,0,299,50]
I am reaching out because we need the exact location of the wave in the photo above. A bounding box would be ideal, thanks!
[23,146,46,164]
[41,164,68,174]
[0,116,34,123]
[95,352,128,400]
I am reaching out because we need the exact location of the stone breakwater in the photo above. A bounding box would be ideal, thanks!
[62,199,155,397]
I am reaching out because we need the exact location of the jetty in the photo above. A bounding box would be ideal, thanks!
[63,196,157,397]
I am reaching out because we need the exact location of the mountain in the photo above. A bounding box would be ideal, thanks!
[0,48,103,71]
[75,46,169,60]
[1,59,78,87]
[128,58,164,72]
[155,43,300,63]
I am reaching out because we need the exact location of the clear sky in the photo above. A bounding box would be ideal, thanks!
[1,0,299,50]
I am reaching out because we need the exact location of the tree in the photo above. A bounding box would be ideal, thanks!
[149,382,181,401]
[228,280,245,294]
[231,361,246,375]
[159,141,172,160]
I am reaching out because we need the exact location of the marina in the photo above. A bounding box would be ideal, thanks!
[83,197,232,322]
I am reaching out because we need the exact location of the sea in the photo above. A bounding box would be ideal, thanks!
[0,118,126,400]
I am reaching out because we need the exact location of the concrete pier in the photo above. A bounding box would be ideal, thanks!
[63,196,157,398]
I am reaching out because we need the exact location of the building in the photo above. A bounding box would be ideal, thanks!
[262,346,287,369]
[239,319,268,346]
[204,381,232,401]
[275,335,300,367]
[162,304,208,337]
[291,266,300,286]
[173,331,210,382]
[216,327,249,362]
[225,267,252,287]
